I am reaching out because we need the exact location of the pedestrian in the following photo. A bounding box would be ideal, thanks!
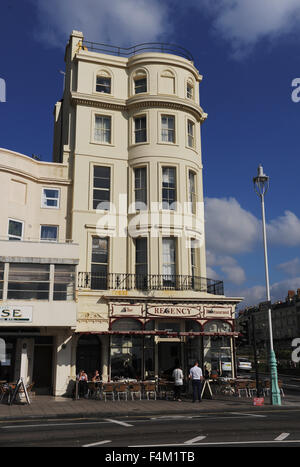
[189,361,204,402]
[77,369,88,398]
[172,362,184,401]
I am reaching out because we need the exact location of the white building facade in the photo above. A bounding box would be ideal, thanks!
[0,31,242,395]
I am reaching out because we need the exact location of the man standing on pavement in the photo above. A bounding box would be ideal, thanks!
[189,361,204,402]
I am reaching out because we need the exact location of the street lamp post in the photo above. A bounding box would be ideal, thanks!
[253,165,281,406]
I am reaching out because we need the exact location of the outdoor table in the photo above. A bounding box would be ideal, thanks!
[75,380,102,400]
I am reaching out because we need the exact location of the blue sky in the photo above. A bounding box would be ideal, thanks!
[1,0,300,308]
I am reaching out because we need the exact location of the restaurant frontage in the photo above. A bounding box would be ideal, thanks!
[76,298,240,381]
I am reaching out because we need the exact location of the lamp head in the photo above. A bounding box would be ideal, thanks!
[253,164,269,197]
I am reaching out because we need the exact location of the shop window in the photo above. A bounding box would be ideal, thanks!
[7,263,50,300]
[76,335,102,378]
[157,321,181,332]
[111,319,142,380]
[53,264,76,301]
[185,320,201,333]
[203,320,232,377]
[0,338,16,382]
[204,320,231,333]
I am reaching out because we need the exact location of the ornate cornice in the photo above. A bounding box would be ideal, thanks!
[71,92,208,122]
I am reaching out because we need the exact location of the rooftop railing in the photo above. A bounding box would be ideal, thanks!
[80,41,194,62]
[78,272,224,295]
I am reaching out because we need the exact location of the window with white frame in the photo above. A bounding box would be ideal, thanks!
[187,120,195,148]
[93,165,111,210]
[134,167,147,209]
[8,219,23,240]
[53,264,76,301]
[7,263,50,300]
[187,80,194,99]
[162,238,176,287]
[96,74,111,94]
[188,170,197,214]
[134,75,147,94]
[40,225,58,242]
[162,167,176,209]
[134,116,147,143]
[91,236,109,290]
[161,115,175,143]
[135,237,148,289]
[94,115,111,144]
[41,188,60,209]
[190,238,200,279]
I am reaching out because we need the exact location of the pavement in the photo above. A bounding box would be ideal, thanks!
[1,390,300,421]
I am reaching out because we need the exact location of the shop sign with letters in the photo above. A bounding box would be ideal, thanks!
[111,303,144,317]
[147,305,201,318]
[0,306,33,322]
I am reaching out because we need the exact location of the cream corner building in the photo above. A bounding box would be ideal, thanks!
[0,31,242,395]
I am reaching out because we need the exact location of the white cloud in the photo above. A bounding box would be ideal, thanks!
[199,0,300,58]
[205,197,259,255]
[206,250,246,285]
[205,197,300,256]
[33,0,170,48]
[277,258,300,277]
[268,211,300,246]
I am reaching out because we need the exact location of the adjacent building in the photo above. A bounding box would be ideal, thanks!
[237,290,300,368]
[0,31,242,395]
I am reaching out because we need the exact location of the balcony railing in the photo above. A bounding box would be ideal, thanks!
[78,272,224,295]
[80,41,194,62]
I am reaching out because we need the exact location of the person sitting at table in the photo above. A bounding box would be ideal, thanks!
[77,369,88,398]
[92,370,101,382]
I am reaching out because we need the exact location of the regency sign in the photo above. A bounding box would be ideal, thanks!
[147,305,201,318]
[109,302,234,319]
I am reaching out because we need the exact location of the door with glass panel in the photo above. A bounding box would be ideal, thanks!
[91,237,109,290]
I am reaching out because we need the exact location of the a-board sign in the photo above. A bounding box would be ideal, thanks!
[9,377,31,405]
[201,379,213,400]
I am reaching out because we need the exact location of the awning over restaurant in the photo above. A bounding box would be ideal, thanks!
[77,330,239,337]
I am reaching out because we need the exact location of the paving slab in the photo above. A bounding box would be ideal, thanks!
[1,393,300,421]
